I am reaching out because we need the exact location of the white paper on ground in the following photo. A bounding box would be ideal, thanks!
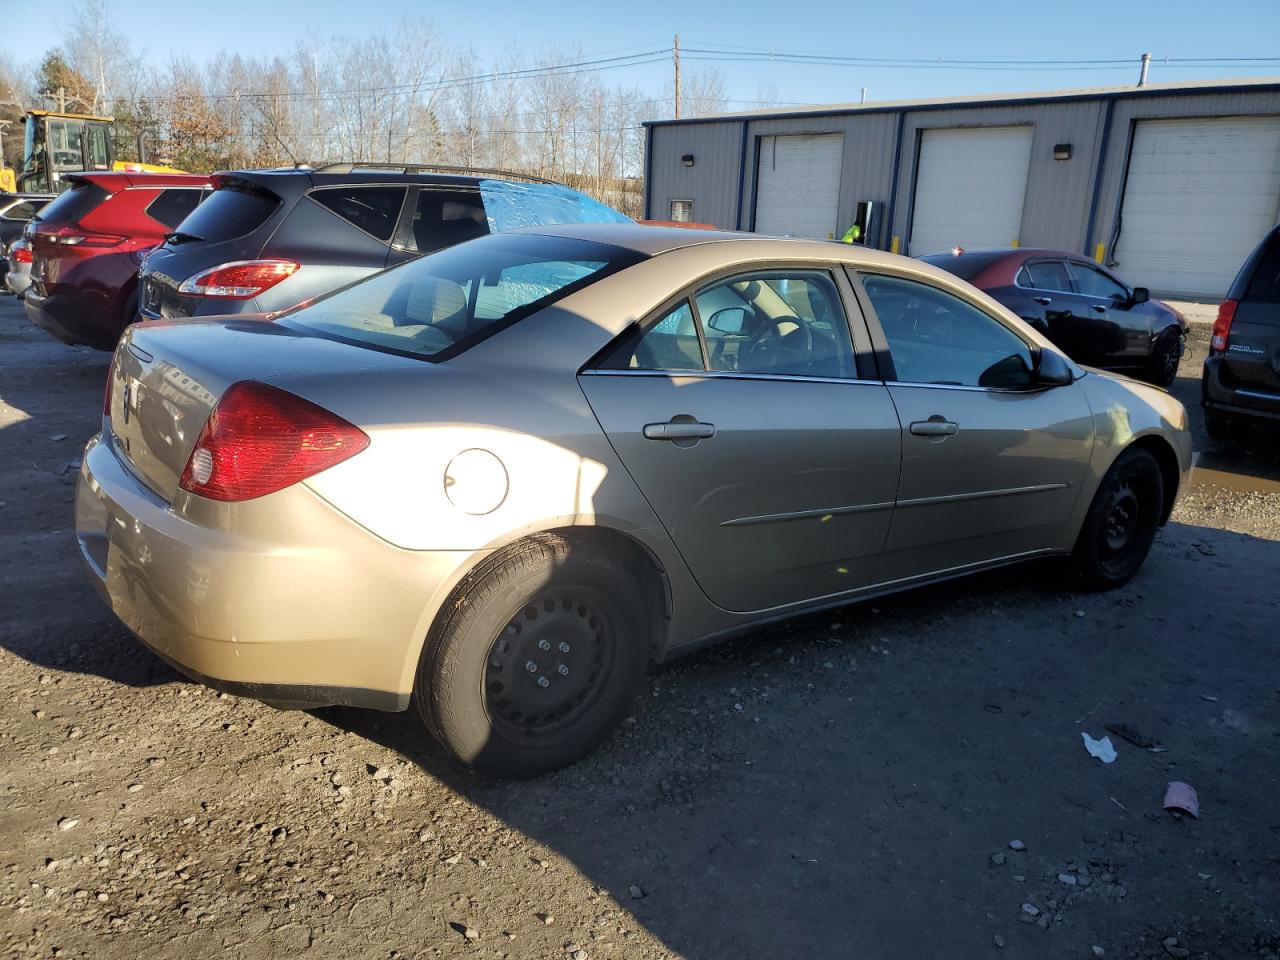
[1081,732,1117,763]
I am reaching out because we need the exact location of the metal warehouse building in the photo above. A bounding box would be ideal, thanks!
[642,77,1280,299]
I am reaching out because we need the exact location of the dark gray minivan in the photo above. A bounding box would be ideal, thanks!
[1203,227,1280,444]
[138,164,630,322]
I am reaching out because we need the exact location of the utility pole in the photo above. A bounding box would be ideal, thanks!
[673,34,682,119]
[1138,52,1151,87]
[860,87,868,104]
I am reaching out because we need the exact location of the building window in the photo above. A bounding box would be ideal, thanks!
[669,199,693,223]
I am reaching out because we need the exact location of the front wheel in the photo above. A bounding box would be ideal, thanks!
[1145,331,1183,387]
[415,534,650,778]
[1072,447,1164,590]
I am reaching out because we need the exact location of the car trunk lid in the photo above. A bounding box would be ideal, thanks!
[107,318,421,502]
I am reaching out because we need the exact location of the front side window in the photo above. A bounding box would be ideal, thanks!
[670,199,693,223]
[311,187,407,243]
[1023,260,1071,292]
[281,234,641,361]
[87,124,110,169]
[862,274,1034,389]
[1068,261,1127,300]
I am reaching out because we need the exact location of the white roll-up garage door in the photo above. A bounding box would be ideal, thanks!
[753,134,844,239]
[1112,117,1280,299]
[909,126,1034,256]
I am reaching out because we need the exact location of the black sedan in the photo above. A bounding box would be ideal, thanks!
[922,248,1188,386]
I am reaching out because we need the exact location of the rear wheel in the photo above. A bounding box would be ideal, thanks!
[415,534,649,778]
[1072,447,1164,590]
[1145,330,1183,387]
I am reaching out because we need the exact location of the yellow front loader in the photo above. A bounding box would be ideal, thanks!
[1,110,184,194]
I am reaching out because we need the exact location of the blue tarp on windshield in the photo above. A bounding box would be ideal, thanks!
[479,180,631,231]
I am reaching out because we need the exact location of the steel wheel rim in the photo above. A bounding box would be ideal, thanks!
[483,590,616,741]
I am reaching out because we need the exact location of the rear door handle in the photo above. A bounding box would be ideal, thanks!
[1033,296,1052,306]
[643,421,716,441]
[909,418,958,437]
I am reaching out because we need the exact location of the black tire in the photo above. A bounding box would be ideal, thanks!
[1072,447,1164,591]
[415,534,649,778]
[1145,330,1183,387]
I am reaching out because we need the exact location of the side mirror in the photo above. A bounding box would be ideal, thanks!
[708,307,747,334]
[1033,348,1074,387]
[1130,286,1150,305]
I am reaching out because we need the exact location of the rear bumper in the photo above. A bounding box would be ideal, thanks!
[24,289,116,349]
[1202,355,1280,422]
[75,431,472,711]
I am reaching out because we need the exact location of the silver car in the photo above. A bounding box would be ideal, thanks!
[77,225,1192,777]
[3,238,33,297]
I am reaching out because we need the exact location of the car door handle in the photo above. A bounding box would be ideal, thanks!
[643,421,716,441]
[909,419,958,437]
[1033,296,1052,305]
[1091,304,1108,314]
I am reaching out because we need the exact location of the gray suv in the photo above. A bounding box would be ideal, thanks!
[138,164,630,322]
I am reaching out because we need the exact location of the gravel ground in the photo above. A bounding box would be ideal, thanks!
[1,297,1277,960]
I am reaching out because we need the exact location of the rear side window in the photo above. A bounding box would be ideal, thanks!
[36,180,110,224]
[1243,233,1280,305]
[1023,260,1071,291]
[281,234,641,361]
[410,189,488,254]
[2,200,41,220]
[175,186,280,243]
[311,187,407,242]
[145,189,204,230]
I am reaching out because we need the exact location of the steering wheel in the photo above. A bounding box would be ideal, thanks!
[743,314,814,370]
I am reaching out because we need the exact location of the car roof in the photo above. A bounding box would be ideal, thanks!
[70,171,214,190]
[923,247,1095,262]
[510,222,929,271]
[214,168,563,192]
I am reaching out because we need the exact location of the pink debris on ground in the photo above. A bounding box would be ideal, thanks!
[1163,781,1200,818]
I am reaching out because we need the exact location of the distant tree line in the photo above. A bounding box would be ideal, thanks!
[0,1,734,217]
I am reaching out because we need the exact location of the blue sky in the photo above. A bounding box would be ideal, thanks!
[4,0,1277,111]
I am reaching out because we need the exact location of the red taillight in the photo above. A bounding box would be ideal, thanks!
[178,260,299,299]
[178,381,369,502]
[103,356,116,416]
[12,245,32,264]
[1211,298,1238,353]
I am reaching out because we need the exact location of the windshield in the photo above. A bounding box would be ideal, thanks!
[479,180,631,231]
[280,233,643,360]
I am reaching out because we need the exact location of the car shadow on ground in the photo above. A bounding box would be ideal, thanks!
[312,524,1280,959]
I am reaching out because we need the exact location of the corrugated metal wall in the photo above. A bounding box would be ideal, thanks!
[646,122,743,228]
[644,86,1280,289]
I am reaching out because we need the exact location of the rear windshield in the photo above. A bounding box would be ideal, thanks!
[1243,231,1280,306]
[35,180,110,225]
[173,184,279,242]
[281,233,642,361]
[479,180,631,230]
[919,251,1009,281]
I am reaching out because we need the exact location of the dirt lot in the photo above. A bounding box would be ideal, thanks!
[1,298,1278,960]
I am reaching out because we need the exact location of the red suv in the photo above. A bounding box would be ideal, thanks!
[25,171,213,349]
